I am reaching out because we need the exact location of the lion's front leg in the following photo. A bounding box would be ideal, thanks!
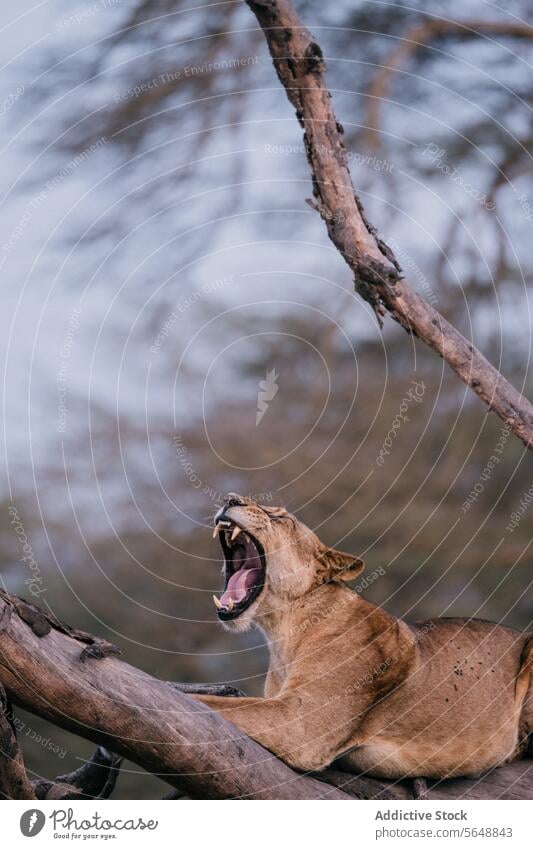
[190,693,336,772]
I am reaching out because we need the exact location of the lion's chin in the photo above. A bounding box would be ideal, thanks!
[219,599,260,633]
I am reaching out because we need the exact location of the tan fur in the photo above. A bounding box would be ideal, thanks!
[193,494,533,778]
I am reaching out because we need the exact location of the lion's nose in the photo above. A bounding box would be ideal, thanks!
[224,493,246,508]
[214,493,246,523]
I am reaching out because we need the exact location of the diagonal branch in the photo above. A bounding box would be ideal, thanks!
[0,590,349,800]
[245,0,533,449]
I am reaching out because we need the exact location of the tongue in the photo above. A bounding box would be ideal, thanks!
[220,567,262,606]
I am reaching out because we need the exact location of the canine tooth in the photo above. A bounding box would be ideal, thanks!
[212,595,222,609]
[231,525,241,542]
[212,525,220,538]
[227,598,234,611]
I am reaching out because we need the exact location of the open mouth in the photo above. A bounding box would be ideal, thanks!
[212,519,266,620]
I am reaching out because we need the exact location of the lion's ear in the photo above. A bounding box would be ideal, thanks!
[321,547,364,582]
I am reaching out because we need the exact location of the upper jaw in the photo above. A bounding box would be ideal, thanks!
[212,515,242,542]
[212,516,266,621]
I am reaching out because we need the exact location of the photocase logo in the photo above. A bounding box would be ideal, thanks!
[20,810,46,837]
[256,368,279,425]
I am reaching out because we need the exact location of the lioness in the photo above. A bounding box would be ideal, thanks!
[191,493,532,781]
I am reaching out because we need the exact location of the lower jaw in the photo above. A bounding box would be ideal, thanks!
[217,590,263,621]
[217,607,257,631]
[217,602,254,622]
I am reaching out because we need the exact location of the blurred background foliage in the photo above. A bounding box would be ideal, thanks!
[0,0,531,797]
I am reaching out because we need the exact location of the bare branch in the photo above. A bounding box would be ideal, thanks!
[245,0,533,449]
[32,747,123,801]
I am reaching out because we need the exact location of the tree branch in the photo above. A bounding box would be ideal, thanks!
[0,682,36,800]
[245,0,533,449]
[32,746,123,801]
[0,590,349,800]
[0,589,531,799]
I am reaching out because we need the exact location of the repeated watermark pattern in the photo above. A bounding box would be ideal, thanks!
[7,505,46,598]
[376,380,426,466]
[461,425,511,514]
[48,137,108,190]
[173,434,272,504]
[150,275,234,355]
[56,0,122,30]
[264,143,394,173]
[256,368,279,425]
[2,139,107,259]
[5,705,67,759]
[505,483,533,533]
[290,566,386,637]
[422,143,495,211]
[56,307,82,434]
[518,194,533,227]
[114,57,259,104]
[388,238,438,307]
[343,620,436,698]
[0,84,24,116]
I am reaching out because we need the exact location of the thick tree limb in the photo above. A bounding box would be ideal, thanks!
[1,672,122,800]
[245,0,533,449]
[321,762,533,800]
[0,682,36,800]
[364,19,533,151]
[0,590,531,799]
[0,591,348,800]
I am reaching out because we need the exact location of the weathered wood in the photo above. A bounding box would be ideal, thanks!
[365,19,533,151]
[0,590,531,799]
[0,591,348,800]
[0,681,36,800]
[245,0,533,449]
[32,746,123,801]
[319,768,410,800]
[321,763,533,801]
[425,758,533,801]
